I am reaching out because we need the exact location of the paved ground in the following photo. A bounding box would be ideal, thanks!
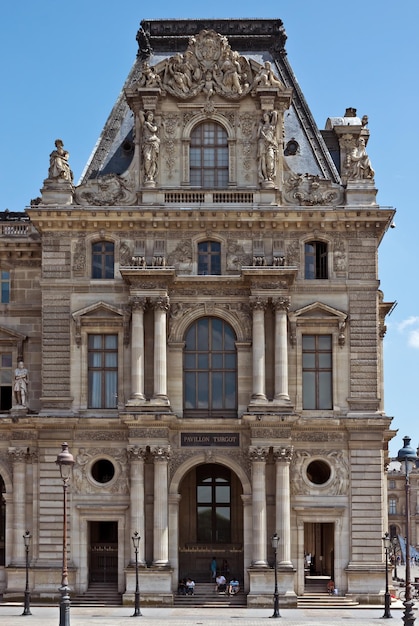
[0,602,413,626]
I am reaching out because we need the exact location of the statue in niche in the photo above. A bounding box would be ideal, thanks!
[14,360,28,407]
[347,137,375,180]
[140,111,160,183]
[48,139,73,182]
[257,110,279,183]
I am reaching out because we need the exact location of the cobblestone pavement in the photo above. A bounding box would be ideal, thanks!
[0,603,413,626]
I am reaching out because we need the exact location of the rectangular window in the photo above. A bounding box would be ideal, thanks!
[0,353,12,411]
[88,334,118,408]
[0,271,10,303]
[305,242,328,279]
[92,242,114,279]
[302,334,332,409]
[389,498,397,515]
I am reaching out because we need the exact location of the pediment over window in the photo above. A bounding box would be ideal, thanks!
[72,301,130,346]
[0,326,27,354]
[289,302,348,346]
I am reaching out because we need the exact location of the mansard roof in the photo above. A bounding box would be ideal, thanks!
[80,18,340,186]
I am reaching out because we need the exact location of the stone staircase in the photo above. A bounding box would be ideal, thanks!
[297,591,359,609]
[71,582,122,606]
[173,582,247,608]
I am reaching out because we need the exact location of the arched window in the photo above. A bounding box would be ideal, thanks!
[198,241,221,275]
[92,241,114,279]
[305,241,328,279]
[190,122,228,188]
[184,317,237,418]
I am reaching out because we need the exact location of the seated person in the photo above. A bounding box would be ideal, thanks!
[215,573,227,593]
[185,577,195,595]
[228,576,240,595]
[327,579,335,595]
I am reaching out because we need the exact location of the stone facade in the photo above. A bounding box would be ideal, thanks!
[0,18,395,606]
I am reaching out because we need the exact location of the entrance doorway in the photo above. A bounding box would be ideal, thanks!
[178,463,243,582]
[89,521,118,583]
[304,522,334,581]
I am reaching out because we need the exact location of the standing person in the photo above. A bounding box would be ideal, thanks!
[210,556,217,582]
[14,360,28,407]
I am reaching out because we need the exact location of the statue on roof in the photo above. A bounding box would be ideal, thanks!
[48,139,73,182]
[347,137,375,180]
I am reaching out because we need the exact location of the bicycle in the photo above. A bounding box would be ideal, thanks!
[398,586,419,601]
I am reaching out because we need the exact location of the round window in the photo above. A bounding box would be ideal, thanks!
[306,460,331,485]
[91,459,115,484]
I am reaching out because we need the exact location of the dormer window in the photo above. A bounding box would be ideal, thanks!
[190,122,228,188]
[198,241,221,275]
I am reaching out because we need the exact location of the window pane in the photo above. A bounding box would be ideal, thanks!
[197,319,209,350]
[212,372,222,408]
[1,354,12,367]
[302,335,315,349]
[302,353,315,368]
[184,373,196,408]
[303,372,316,409]
[197,372,209,407]
[212,354,223,369]
[224,373,236,408]
[198,354,209,369]
[197,485,212,502]
[318,353,332,368]
[212,318,222,350]
[215,485,230,503]
[319,335,332,349]
[319,372,332,409]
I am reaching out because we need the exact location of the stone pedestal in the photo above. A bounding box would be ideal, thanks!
[123,567,173,606]
[246,566,297,608]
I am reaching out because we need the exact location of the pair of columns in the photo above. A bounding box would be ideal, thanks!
[250,445,293,568]
[251,296,290,403]
[130,296,169,403]
[128,445,170,566]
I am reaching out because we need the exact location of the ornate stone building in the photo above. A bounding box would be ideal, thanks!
[0,18,395,606]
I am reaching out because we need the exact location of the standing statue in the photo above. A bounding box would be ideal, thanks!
[140,111,160,183]
[14,360,28,407]
[347,137,375,180]
[257,110,279,183]
[48,139,73,182]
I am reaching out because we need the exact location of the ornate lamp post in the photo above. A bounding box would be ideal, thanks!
[132,531,142,617]
[22,530,32,616]
[382,532,392,618]
[392,538,398,581]
[56,442,75,626]
[270,532,280,618]
[397,435,417,626]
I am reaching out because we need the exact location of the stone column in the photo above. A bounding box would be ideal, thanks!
[127,446,147,564]
[152,296,170,403]
[249,446,268,566]
[129,297,146,401]
[151,446,170,566]
[8,447,28,564]
[273,446,294,567]
[273,297,291,402]
[250,298,267,401]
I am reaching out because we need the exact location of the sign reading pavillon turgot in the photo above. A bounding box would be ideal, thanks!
[181,432,240,446]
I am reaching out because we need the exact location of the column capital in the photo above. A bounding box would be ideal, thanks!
[272,296,290,312]
[151,296,170,311]
[273,446,294,463]
[249,446,269,462]
[127,445,147,461]
[249,297,268,311]
[7,447,28,462]
[129,296,147,311]
[151,445,171,461]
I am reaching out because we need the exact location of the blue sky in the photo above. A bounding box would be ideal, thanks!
[1,1,417,457]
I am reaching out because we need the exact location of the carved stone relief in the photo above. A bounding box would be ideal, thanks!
[73,447,129,494]
[74,173,137,206]
[290,448,349,496]
[283,171,343,206]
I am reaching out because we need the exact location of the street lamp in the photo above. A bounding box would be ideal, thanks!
[22,530,32,616]
[392,538,398,581]
[56,442,75,626]
[132,531,142,617]
[397,435,418,626]
[270,532,280,618]
[382,532,392,618]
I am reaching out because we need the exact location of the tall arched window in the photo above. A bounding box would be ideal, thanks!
[190,122,228,188]
[184,317,237,418]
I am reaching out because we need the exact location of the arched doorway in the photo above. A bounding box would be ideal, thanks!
[178,463,243,582]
